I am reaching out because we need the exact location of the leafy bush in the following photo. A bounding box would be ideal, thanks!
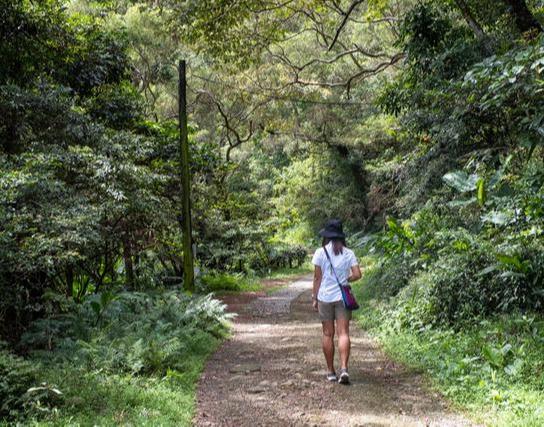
[200,272,260,293]
[0,344,38,420]
[362,165,544,326]
[364,254,416,298]
[21,291,232,376]
[267,245,307,269]
[4,290,232,425]
[356,259,544,426]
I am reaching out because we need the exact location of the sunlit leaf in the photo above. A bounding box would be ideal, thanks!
[442,171,479,193]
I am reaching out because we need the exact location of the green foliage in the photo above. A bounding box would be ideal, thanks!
[364,190,544,326]
[159,0,287,66]
[0,344,63,421]
[0,344,38,420]
[2,291,231,423]
[198,261,312,294]
[34,366,200,425]
[0,0,68,86]
[462,36,544,154]
[399,2,453,65]
[272,153,367,236]
[355,260,544,425]
[442,170,479,193]
[3,291,230,425]
[200,272,261,292]
[361,0,544,336]
[267,244,307,270]
[86,82,144,129]
[0,0,196,340]
[21,291,231,373]
[3,0,544,423]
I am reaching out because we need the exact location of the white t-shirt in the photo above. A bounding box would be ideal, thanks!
[312,242,358,303]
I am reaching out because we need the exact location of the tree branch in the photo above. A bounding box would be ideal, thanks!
[194,89,254,161]
[328,0,365,51]
[293,52,404,93]
[453,0,493,53]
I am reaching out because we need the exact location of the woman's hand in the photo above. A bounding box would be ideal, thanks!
[348,265,362,282]
[312,298,318,311]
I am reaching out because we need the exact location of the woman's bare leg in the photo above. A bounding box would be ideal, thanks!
[336,318,350,369]
[322,321,335,372]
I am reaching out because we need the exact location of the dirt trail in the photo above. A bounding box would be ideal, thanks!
[195,276,473,427]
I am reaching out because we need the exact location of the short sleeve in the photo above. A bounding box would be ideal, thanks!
[348,250,358,267]
[311,248,323,267]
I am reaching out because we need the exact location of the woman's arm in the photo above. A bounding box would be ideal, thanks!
[348,265,362,282]
[312,265,322,310]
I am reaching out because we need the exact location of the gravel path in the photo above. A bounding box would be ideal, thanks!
[195,276,474,427]
[249,279,312,317]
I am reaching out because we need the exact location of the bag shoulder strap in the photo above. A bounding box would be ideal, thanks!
[323,246,342,288]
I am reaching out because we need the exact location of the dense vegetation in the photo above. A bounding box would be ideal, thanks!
[2,0,544,424]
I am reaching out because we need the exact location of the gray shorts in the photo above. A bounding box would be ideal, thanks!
[318,300,352,322]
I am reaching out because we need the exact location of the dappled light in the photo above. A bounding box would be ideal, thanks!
[2,0,544,425]
[197,279,470,426]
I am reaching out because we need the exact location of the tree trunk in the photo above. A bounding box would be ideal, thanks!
[332,143,370,224]
[123,241,134,289]
[504,0,542,34]
[454,0,493,53]
[334,144,368,193]
[65,266,74,297]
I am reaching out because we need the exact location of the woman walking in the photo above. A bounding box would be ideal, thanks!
[312,219,361,384]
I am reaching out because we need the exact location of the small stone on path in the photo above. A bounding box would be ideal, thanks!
[228,364,261,374]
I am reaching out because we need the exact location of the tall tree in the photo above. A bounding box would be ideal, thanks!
[504,0,542,34]
[453,0,492,53]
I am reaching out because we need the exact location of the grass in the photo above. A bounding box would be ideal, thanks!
[258,262,313,280]
[354,256,544,427]
[201,272,262,293]
[201,261,313,294]
[27,344,220,426]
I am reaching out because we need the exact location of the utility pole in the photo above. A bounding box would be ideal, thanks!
[179,60,194,292]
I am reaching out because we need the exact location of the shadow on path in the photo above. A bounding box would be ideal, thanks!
[195,276,474,427]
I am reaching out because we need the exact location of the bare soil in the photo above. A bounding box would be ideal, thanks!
[195,276,474,427]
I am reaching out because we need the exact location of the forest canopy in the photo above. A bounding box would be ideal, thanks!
[2,0,544,337]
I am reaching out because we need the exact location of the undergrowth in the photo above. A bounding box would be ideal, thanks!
[261,263,312,280]
[2,265,311,425]
[2,292,232,425]
[355,256,544,427]
[200,272,261,293]
[200,261,312,293]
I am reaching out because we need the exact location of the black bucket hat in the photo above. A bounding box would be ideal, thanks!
[319,219,345,239]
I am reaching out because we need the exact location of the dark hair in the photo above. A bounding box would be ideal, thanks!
[322,237,346,256]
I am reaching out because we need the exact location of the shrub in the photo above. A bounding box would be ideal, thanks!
[0,343,38,420]
[364,195,544,327]
[372,254,418,298]
[267,244,307,269]
[21,291,233,376]
[385,240,544,328]
[200,272,260,292]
